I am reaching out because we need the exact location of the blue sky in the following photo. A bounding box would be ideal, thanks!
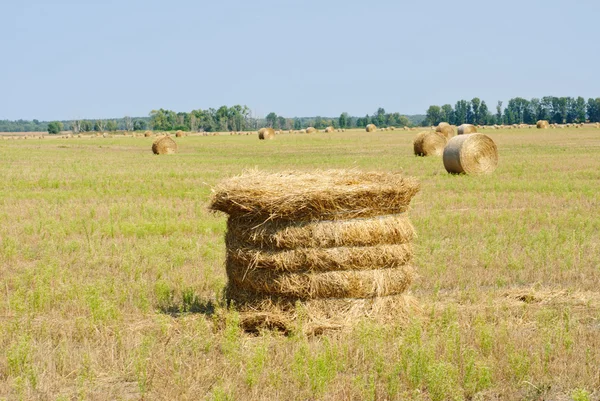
[1,0,599,121]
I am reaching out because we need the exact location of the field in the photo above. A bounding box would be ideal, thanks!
[1,127,599,400]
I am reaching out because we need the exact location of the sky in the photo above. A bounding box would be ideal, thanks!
[1,0,599,121]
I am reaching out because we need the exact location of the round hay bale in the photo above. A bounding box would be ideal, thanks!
[389,126,395,131]
[366,124,377,132]
[227,214,416,250]
[176,130,184,137]
[258,127,275,140]
[152,135,177,155]
[144,131,152,137]
[536,120,549,129]
[457,124,477,135]
[413,131,447,156]
[435,124,455,138]
[300,129,307,134]
[324,126,334,133]
[443,133,498,175]
[306,127,317,134]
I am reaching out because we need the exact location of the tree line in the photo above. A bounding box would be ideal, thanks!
[425,96,600,126]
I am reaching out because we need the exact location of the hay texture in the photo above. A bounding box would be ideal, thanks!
[211,169,420,333]
[443,133,498,175]
[152,135,177,155]
[457,124,477,135]
[210,170,420,222]
[366,124,377,132]
[536,120,550,129]
[258,128,275,140]
[435,123,455,138]
[413,131,447,156]
[226,214,415,250]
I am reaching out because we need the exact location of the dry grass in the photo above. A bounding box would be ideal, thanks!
[0,127,599,400]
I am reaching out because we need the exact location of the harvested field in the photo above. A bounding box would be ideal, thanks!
[0,127,599,400]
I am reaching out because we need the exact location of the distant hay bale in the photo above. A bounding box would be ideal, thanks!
[176,130,184,137]
[366,124,377,132]
[300,129,307,134]
[435,123,455,138]
[389,126,395,130]
[324,126,334,133]
[152,135,177,155]
[144,131,152,137]
[306,127,317,134]
[457,124,477,135]
[443,133,498,175]
[413,131,447,156]
[403,126,409,131]
[536,120,549,129]
[258,128,275,140]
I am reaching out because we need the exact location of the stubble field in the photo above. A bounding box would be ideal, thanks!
[0,127,599,400]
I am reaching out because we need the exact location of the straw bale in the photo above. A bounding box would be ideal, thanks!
[324,126,334,133]
[413,131,447,156]
[226,262,414,299]
[210,169,420,221]
[144,131,152,137]
[457,124,477,135]
[443,133,498,175]
[227,243,413,273]
[152,135,177,155]
[258,128,275,140]
[536,120,549,129]
[226,213,415,250]
[306,127,317,133]
[176,130,184,137]
[435,123,455,138]
[233,293,420,334]
[366,124,377,132]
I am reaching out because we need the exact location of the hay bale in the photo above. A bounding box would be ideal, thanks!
[258,128,275,140]
[300,129,307,134]
[176,130,184,137]
[457,124,477,135]
[227,263,414,299]
[152,135,177,155]
[536,120,549,129]
[324,126,334,133]
[389,126,395,131]
[413,131,447,156]
[226,214,415,250]
[144,131,152,137]
[210,170,420,221]
[306,127,317,134]
[435,123,455,138]
[366,124,377,132]
[596,123,600,129]
[443,133,498,175]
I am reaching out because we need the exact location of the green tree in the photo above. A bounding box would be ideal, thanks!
[293,118,302,130]
[454,100,470,125]
[265,112,277,128]
[47,121,62,134]
[441,104,454,125]
[496,101,503,124]
[338,112,349,128]
[80,120,93,132]
[587,98,600,122]
[106,120,117,131]
[375,107,386,127]
[133,120,147,130]
[425,105,443,126]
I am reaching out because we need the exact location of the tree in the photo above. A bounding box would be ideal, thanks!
[425,105,443,126]
[71,120,81,134]
[441,104,454,125]
[479,101,490,125]
[293,118,302,130]
[106,120,117,131]
[47,121,63,134]
[265,112,277,128]
[338,112,349,128]
[587,98,600,122]
[94,119,106,132]
[80,120,93,132]
[496,101,503,124]
[375,107,386,127]
[454,100,470,125]
[133,120,147,130]
[124,116,133,131]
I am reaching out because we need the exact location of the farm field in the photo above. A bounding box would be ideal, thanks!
[1,127,599,400]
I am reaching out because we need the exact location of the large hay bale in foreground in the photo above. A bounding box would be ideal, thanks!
[413,131,447,156]
[443,133,498,175]
[457,124,477,135]
[258,127,275,140]
[366,124,377,132]
[536,120,549,129]
[435,123,455,138]
[306,127,317,134]
[210,169,421,334]
[152,135,177,155]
